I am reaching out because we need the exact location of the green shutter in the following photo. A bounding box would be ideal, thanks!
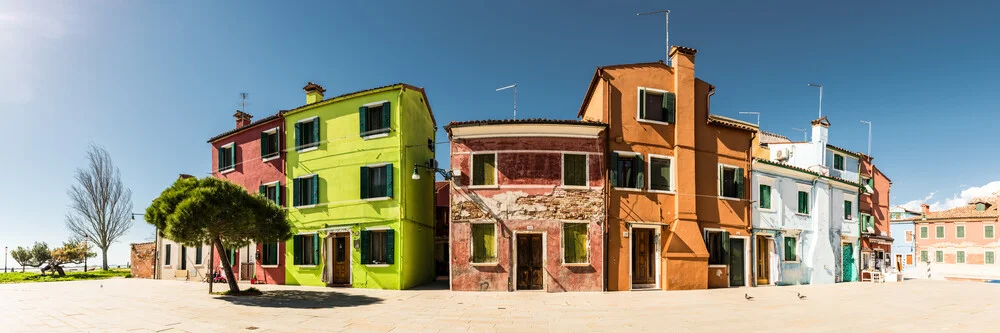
[957,226,965,238]
[360,230,370,264]
[638,88,646,119]
[718,165,724,196]
[844,201,852,219]
[294,122,302,147]
[385,165,393,198]
[276,184,282,207]
[634,154,644,189]
[663,92,676,123]
[293,236,302,265]
[195,246,202,265]
[986,226,994,239]
[292,178,300,206]
[217,147,223,171]
[735,168,745,198]
[386,229,395,265]
[229,145,236,168]
[721,231,731,264]
[609,153,619,187]
[760,185,771,209]
[920,226,928,238]
[311,174,319,205]
[987,252,995,265]
[311,118,319,146]
[359,106,368,135]
[360,166,370,199]
[313,233,320,266]
[259,184,265,195]
[260,131,268,157]
[382,102,391,130]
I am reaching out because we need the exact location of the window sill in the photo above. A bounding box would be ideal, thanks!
[614,187,643,192]
[296,265,318,269]
[558,185,591,190]
[260,265,279,268]
[795,213,810,217]
[719,196,742,202]
[468,185,499,189]
[297,146,319,153]
[759,208,775,212]
[648,189,676,194]
[783,260,800,264]
[363,196,392,202]
[708,264,728,268]
[261,155,280,163]
[637,119,672,126]
[471,262,498,267]
[362,132,390,140]
[219,168,236,175]
[563,262,590,267]
[295,204,318,209]
[364,264,390,267]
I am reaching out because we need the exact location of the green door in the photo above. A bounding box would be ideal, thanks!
[729,238,745,287]
[842,243,854,282]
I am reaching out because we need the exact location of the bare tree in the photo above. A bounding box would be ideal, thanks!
[66,144,134,270]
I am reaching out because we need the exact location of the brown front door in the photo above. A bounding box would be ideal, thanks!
[332,235,350,285]
[516,234,543,290]
[632,229,655,286]
[756,236,770,285]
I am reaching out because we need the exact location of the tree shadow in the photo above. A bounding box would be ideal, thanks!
[215,289,383,309]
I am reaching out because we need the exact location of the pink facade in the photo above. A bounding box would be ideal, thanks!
[446,120,607,292]
[209,111,287,285]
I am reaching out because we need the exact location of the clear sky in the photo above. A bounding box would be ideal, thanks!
[1,0,998,267]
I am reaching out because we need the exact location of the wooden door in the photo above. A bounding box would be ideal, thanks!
[842,243,855,282]
[516,234,543,290]
[755,236,769,285]
[332,236,350,285]
[729,238,745,287]
[632,229,655,285]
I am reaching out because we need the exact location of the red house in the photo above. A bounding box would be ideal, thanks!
[208,110,287,285]
[859,154,893,276]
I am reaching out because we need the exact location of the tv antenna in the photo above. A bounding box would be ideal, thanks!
[240,92,248,112]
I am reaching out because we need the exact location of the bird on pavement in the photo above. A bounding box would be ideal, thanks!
[797,292,807,300]
[745,293,754,300]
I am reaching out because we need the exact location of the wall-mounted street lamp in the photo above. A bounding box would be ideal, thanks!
[412,160,458,181]
[131,213,143,221]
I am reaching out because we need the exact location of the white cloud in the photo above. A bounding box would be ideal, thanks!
[899,181,1000,212]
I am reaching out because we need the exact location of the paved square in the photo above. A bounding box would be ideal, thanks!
[1,278,998,332]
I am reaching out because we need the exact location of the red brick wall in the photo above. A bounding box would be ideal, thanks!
[130,242,156,279]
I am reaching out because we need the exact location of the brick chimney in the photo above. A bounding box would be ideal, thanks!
[670,45,698,223]
[920,203,931,216]
[303,82,326,104]
[234,110,253,128]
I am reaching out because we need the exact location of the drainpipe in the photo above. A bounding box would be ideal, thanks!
[397,88,405,289]
[746,125,756,287]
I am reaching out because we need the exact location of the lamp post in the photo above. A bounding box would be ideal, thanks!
[496,84,517,120]
[412,160,456,181]
[739,111,760,126]
[82,235,89,272]
[637,9,670,64]
[807,83,823,118]
[860,120,872,156]
[792,128,807,142]
[4,246,7,273]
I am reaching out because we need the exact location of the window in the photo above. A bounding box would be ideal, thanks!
[472,153,496,186]
[844,201,853,220]
[262,242,279,266]
[905,230,913,242]
[294,117,320,150]
[195,246,203,265]
[784,237,798,262]
[861,214,873,232]
[920,226,928,239]
[759,185,772,210]
[936,226,945,238]
[935,250,944,263]
[957,251,966,264]
[293,175,319,207]
[987,251,995,265]
[865,178,875,188]
[361,229,394,265]
[261,129,280,159]
[292,234,318,266]
[164,244,172,266]
[834,154,845,171]
[471,223,497,263]
[920,250,928,263]
[563,223,589,264]
[428,138,435,152]
[259,183,282,206]
[361,164,393,199]
[704,230,729,265]
[611,153,643,189]
[976,203,987,211]
[637,88,676,123]
[986,225,995,239]
[562,154,588,187]
[906,254,913,265]
[218,144,235,172]
[226,248,236,266]
[718,165,745,199]
[359,102,391,137]
[797,191,810,215]
[649,156,672,192]
[956,225,966,238]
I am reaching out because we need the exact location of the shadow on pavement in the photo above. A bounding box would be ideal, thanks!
[216,289,383,309]
[405,278,450,291]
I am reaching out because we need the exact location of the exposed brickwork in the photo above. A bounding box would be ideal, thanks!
[452,188,604,222]
[130,242,156,279]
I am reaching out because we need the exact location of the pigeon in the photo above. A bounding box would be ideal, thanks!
[797,292,807,300]
[744,293,754,300]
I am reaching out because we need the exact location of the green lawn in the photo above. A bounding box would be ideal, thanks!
[0,268,131,284]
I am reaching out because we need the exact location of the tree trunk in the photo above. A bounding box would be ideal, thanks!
[213,237,240,293]
[208,243,214,294]
[21,266,25,273]
[102,247,109,270]
[54,266,65,276]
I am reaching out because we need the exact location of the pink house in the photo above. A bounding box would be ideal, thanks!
[912,193,999,280]
[208,110,287,285]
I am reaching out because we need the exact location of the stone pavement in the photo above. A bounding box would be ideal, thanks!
[1,278,999,332]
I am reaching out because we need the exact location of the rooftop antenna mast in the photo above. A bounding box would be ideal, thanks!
[637,9,670,65]
[496,84,517,119]
[240,92,248,112]
[792,128,807,142]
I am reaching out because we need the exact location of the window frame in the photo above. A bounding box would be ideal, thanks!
[986,251,996,265]
[905,253,913,266]
[636,86,673,126]
[935,250,944,263]
[920,226,929,239]
[844,200,853,220]
[956,224,966,239]
[561,222,590,266]
[758,184,773,211]
[905,230,913,242]
[612,151,643,191]
[293,233,318,267]
[293,174,318,208]
[796,190,810,215]
[647,154,675,194]
[295,116,320,153]
[365,228,391,266]
[920,250,928,263]
[219,142,236,174]
[935,225,945,239]
[985,225,995,239]
[469,221,498,265]
[361,163,393,201]
[783,236,799,263]
[833,154,845,171]
[261,127,281,162]
[261,242,280,267]
[260,181,280,206]
[717,163,743,201]
[470,152,499,188]
[956,250,966,264]
[360,100,392,140]
[163,244,172,267]
[561,153,590,188]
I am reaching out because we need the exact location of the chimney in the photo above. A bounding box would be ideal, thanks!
[810,116,829,144]
[303,82,326,104]
[234,110,253,128]
[670,45,698,223]
[920,203,930,216]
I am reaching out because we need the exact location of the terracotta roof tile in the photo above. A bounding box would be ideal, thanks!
[444,118,607,133]
[708,114,758,132]
[207,111,284,143]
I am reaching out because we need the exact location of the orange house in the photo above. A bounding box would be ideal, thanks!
[578,46,757,291]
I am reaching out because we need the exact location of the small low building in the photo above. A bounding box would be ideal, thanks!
[911,195,999,281]
[129,242,156,279]
[447,119,607,292]
[890,206,922,276]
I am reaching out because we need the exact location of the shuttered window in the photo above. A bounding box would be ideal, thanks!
[705,230,729,265]
[260,130,280,159]
[195,246,203,265]
[359,102,391,137]
[956,225,966,238]
[218,144,236,171]
[935,250,944,263]
[472,154,496,186]
[294,118,320,150]
[360,229,394,265]
[292,234,317,266]
[361,164,393,199]
[920,226,928,239]
[259,183,281,206]
[844,201,853,220]
[957,251,966,264]
[262,242,279,266]
[834,154,845,171]
[638,88,676,123]
[563,223,588,264]
[759,185,772,209]
[562,154,588,186]
[293,175,318,207]
[797,191,809,215]
[987,251,995,265]
[719,165,744,199]
[649,157,672,192]
[784,237,798,262]
[611,153,643,189]
[920,250,928,263]
[471,223,497,263]
[936,226,945,238]
[986,225,995,239]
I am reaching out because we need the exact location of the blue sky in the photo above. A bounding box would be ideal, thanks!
[1,0,998,267]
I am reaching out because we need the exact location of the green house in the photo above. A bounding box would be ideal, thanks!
[283,82,437,290]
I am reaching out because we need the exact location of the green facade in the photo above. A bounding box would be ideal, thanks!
[283,85,436,290]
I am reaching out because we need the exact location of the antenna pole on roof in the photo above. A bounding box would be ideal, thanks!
[739,111,760,126]
[496,84,517,119]
[792,128,807,142]
[860,120,872,156]
[240,92,248,112]
[637,9,670,65]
